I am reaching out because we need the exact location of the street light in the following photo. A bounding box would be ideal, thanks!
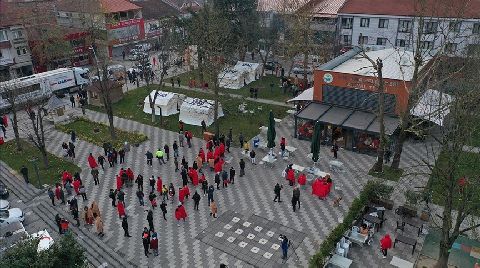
[28,157,41,189]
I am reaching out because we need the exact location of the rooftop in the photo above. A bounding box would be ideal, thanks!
[321,48,426,81]
[339,0,480,19]
[257,0,309,13]
[299,0,348,18]
[56,0,141,14]
[129,0,181,19]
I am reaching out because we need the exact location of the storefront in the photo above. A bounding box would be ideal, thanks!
[107,18,145,58]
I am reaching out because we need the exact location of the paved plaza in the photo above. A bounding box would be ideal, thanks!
[1,100,440,267]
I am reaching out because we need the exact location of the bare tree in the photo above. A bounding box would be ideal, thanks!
[0,78,23,152]
[25,102,49,168]
[255,12,283,76]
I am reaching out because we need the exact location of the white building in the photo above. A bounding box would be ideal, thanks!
[0,25,33,80]
[336,0,480,57]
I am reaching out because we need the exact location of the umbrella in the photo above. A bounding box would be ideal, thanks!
[267,110,276,149]
[310,121,321,163]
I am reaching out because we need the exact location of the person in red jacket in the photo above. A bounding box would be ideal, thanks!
[87,153,98,169]
[191,169,199,186]
[126,168,134,183]
[73,179,81,195]
[214,158,223,173]
[297,173,306,186]
[199,148,206,163]
[156,177,163,195]
[117,201,126,218]
[179,187,186,203]
[175,203,187,225]
[116,175,123,191]
[219,142,225,157]
[55,185,62,200]
[287,169,295,186]
[62,170,72,185]
[380,234,392,258]
[207,150,214,161]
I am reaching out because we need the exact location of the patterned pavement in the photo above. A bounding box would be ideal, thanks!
[1,102,440,267]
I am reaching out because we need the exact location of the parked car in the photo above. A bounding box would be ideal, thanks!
[0,221,28,252]
[292,65,313,75]
[0,208,25,227]
[0,182,8,199]
[0,200,9,211]
[30,229,54,252]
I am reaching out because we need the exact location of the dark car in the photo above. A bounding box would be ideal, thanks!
[265,61,280,71]
[0,182,9,199]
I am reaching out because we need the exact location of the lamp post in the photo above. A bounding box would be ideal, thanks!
[29,157,41,189]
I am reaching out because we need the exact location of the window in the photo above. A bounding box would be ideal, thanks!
[423,21,438,34]
[420,41,434,50]
[445,43,457,53]
[358,35,368,45]
[396,39,410,47]
[376,38,387,45]
[378,19,389,28]
[342,35,352,45]
[360,18,370,28]
[398,20,412,32]
[12,30,23,39]
[449,21,461,32]
[473,23,480,34]
[341,18,353,29]
[16,46,28,56]
[0,30,7,41]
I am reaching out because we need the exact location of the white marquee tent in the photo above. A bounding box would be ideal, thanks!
[179,97,224,126]
[218,61,262,89]
[143,90,186,116]
[411,89,453,126]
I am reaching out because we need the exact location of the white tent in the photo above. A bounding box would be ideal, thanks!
[287,87,314,102]
[218,61,262,89]
[411,89,453,126]
[179,97,224,126]
[143,90,186,116]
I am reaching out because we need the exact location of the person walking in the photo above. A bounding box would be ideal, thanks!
[156,177,163,196]
[281,236,289,261]
[162,185,168,201]
[174,157,179,172]
[210,199,217,218]
[117,189,125,204]
[70,95,76,107]
[136,189,145,206]
[150,233,159,256]
[149,176,155,192]
[48,188,55,206]
[122,217,131,237]
[239,159,245,177]
[147,210,154,231]
[202,179,208,196]
[222,170,228,188]
[142,232,150,257]
[185,131,192,148]
[155,148,166,164]
[274,183,283,202]
[145,151,153,166]
[178,131,184,147]
[91,168,100,185]
[192,190,201,210]
[164,144,170,161]
[71,206,80,227]
[97,155,105,170]
[109,189,117,207]
[201,120,207,133]
[119,149,126,164]
[239,133,244,148]
[71,130,76,143]
[332,141,339,159]
[207,185,214,206]
[249,150,256,165]
[149,191,158,208]
[168,183,175,203]
[136,174,144,191]
[160,201,167,220]
[380,234,393,259]
[94,214,105,237]
[292,186,301,212]
[173,141,179,158]
[175,203,188,226]
[20,165,29,184]
[229,167,236,184]
[214,173,220,190]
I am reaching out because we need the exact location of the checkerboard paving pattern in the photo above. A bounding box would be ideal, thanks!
[196,211,306,267]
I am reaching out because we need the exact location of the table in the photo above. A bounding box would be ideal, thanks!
[390,256,414,268]
[362,214,383,232]
[305,167,330,178]
[394,234,417,254]
[344,230,368,246]
[261,155,276,167]
[402,218,423,237]
[285,145,297,156]
[326,254,352,268]
[291,164,305,172]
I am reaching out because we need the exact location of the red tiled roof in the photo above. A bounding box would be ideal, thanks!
[339,0,480,19]
[56,0,141,14]
[100,0,141,13]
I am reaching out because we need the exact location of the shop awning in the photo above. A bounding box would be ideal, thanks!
[318,106,354,125]
[367,116,400,135]
[342,111,376,130]
[296,102,331,120]
[410,89,453,126]
[287,87,313,102]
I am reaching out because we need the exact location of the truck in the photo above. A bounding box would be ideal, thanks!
[0,67,90,110]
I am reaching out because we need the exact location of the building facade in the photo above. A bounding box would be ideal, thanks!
[336,0,480,57]
[0,25,33,80]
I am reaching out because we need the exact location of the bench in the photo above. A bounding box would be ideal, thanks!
[324,254,352,268]
[394,234,417,254]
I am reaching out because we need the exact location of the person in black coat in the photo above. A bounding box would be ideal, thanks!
[229,167,236,184]
[274,183,283,202]
[192,191,201,210]
[122,217,131,237]
[239,159,246,177]
[135,175,144,191]
[214,173,220,189]
[147,210,154,231]
[145,151,153,166]
[221,171,228,188]
[164,144,170,161]
[207,185,215,206]
[160,201,167,220]
[181,168,188,186]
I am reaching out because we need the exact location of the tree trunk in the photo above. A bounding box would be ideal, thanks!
[372,59,385,172]
[434,243,451,268]
[11,109,22,151]
[213,82,220,136]
[106,106,116,140]
[303,52,308,85]
[159,107,163,126]
[41,147,49,169]
[391,125,407,168]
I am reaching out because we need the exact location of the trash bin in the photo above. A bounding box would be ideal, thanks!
[253,136,260,148]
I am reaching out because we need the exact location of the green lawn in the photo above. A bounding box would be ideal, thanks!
[55,118,148,149]
[0,140,81,188]
[368,165,403,182]
[88,85,288,145]
[171,71,290,103]
[428,151,480,208]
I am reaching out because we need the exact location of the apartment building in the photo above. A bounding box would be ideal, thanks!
[336,0,480,56]
[0,25,34,80]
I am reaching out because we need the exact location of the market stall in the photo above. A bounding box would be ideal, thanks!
[179,97,224,126]
[142,90,186,116]
[218,61,262,89]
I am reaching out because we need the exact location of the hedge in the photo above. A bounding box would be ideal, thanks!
[308,180,393,267]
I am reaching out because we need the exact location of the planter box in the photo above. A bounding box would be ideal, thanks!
[396,205,417,218]
[370,198,394,210]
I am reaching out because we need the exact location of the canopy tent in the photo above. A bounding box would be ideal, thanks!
[179,97,224,126]
[218,61,262,89]
[287,87,314,102]
[411,89,453,126]
[143,90,186,116]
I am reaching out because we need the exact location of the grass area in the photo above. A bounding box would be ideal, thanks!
[368,165,403,182]
[0,140,81,187]
[88,85,289,144]
[55,118,148,149]
[171,70,291,103]
[469,122,480,147]
[428,151,480,207]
